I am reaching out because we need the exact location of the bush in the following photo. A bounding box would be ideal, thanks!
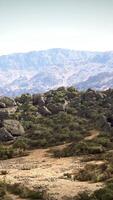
[7,183,45,199]
[76,163,112,182]
[66,182,113,200]
[13,138,28,150]
[0,145,14,160]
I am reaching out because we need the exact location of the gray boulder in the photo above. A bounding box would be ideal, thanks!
[0,102,6,108]
[3,120,25,136]
[0,127,14,141]
[47,103,64,114]
[97,92,106,99]
[98,115,112,133]
[33,94,45,106]
[0,97,16,107]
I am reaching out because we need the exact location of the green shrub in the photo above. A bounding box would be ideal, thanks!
[66,182,113,200]
[13,138,28,150]
[76,163,112,182]
[0,145,14,160]
[7,183,44,199]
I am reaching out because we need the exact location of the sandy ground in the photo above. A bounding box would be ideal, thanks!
[84,130,100,141]
[0,140,103,199]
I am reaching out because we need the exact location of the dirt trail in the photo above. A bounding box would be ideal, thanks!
[0,133,103,200]
[84,130,100,141]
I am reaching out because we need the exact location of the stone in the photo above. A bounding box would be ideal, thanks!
[0,97,16,107]
[0,127,14,141]
[0,102,6,108]
[97,92,106,99]
[33,94,45,106]
[3,120,25,136]
[47,103,64,114]
[98,115,112,133]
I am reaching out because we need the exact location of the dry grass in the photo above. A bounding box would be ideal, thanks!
[0,142,103,200]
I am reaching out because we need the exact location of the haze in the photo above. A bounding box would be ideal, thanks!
[0,0,113,55]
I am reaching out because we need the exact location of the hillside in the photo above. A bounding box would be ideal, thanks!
[0,87,113,199]
[0,49,113,96]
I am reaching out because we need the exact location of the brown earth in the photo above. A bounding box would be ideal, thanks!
[0,136,103,199]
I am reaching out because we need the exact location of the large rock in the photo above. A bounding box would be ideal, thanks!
[38,106,51,116]
[98,115,112,133]
[97,92,106,99]
[0,102,6,108]
[33,94,45,106]
[0,97,16,107]
[3,120,25,136]
[0,127,14,141]
[47,103,64,114]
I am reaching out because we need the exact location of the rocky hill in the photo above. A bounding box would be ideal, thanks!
[0,87,113,199]
[0,49,113,96]
[0,86,113,144]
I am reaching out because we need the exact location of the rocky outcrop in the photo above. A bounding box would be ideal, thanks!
[0,102,6,108]
[33,94,45,106]
[0,127,14,141]
[82,89,98,101]
[0,97,16,107]
[3,120,25,137]
[98,115,112,133]
[47,103,65,114]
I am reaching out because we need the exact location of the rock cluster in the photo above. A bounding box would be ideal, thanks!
[33,92,68,116]
[0,96,16,107]
[0,97,24,142]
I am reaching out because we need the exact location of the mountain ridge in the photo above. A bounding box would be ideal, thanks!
[0,48,113,96]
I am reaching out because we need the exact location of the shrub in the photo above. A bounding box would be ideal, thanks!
[75,163,112,182]
[0,145,14,160]
[7,183,45,199]
[13,138,28,150]
[65,182,113,200]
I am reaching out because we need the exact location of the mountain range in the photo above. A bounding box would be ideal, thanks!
[0,48,113,96]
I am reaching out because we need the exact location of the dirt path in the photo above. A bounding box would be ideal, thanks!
[84,130,100,141]
[0,141,103,200]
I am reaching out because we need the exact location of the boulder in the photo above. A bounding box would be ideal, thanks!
[86,89,97,97]
[38,106,51,116]
[105,89,113,97]
[97,92,106,99]
[81,89,98,102]
[0,97,16,107]
[98,115,112,133]
[33,94,45,106]
[0,127,14,141]
[47,103,64,114]
[0,102,6,108]
[3,120,25,136]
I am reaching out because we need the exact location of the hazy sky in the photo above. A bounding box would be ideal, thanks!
[0,0,113,55]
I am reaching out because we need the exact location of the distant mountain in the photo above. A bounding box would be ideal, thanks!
[0,48,113,96]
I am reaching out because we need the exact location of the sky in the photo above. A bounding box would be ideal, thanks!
[0,0,113,55]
